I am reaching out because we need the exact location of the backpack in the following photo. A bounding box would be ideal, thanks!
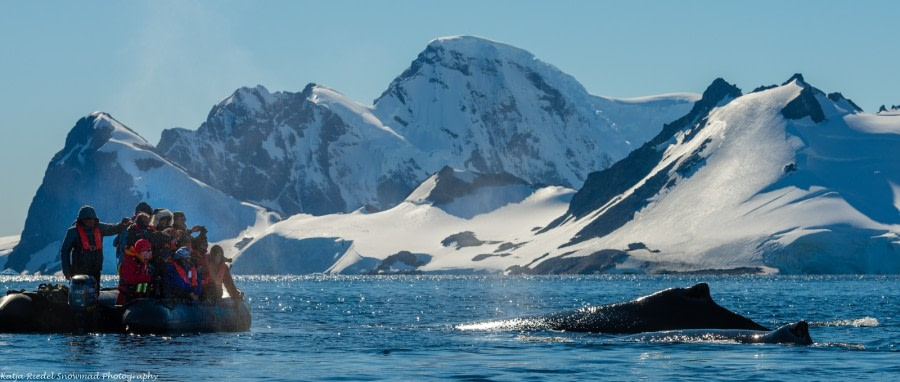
[36,283,70,306]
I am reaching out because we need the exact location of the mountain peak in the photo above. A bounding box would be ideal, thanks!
[51,112,148,167]
[375,35,549,105]
[782,73,807,87]
[780,75,826,123]
[697,78,742,110]
[89,111,112,119]
[213,84,276,115]
[644,78,741,148]
[426,35,534,60]
[781,73,810,88]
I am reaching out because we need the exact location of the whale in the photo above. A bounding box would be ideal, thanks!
[458,283,769,333]
[620,321,813,345]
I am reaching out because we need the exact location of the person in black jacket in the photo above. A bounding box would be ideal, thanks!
[59,205,130,293]
[114,202,153,268]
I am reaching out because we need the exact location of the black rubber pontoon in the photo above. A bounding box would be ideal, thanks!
[0,282,251,334]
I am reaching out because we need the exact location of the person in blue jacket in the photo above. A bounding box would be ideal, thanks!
[59,205,130,293]
[164,247,202,301]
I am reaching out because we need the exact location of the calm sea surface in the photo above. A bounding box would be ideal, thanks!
[0,275,897,381]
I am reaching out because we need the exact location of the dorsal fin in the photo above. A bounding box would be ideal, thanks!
[684,283,711,299]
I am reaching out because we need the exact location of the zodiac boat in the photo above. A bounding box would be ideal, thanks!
[0,275,251,334]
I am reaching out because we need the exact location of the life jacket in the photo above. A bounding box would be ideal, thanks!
[117,250,153,304]
[76,223,103,251]
[173,261,198,288]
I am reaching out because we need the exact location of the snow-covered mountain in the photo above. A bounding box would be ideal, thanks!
[5,112,273,275]
[372,36,695,189]
[9,35,896,275]
[529,75,900,274]
[879,104,900,115]
[158,84,420,216]
[231,75,899,275]
[158,36,695,218]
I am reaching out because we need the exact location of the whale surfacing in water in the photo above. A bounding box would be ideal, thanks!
[621,321,813,345]
[458,283,769,334]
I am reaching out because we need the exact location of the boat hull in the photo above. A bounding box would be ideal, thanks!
[0,288,250,334]
[123,297,251,333]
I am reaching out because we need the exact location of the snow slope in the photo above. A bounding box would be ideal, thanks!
[5,113,274,274]
[231,168,575,274]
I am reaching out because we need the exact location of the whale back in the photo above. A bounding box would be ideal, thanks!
[760,321,812,345]
[620,321,813,345]
[542,283,769,333]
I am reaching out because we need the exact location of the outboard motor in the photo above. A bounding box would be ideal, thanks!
[69,275,98,333]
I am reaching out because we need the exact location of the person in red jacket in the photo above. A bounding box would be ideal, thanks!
[204,245,243,302]
[116,239,153,305]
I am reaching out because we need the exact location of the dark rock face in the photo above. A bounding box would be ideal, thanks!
[441,231,499,249]
[827,92,863,112]
[158,86,378,217]
[507,249,628,275]
[654,267,764,275]
[411,166,536,219]
[373,251,431,274]
[472,253,512,262]
[546,79,742,243]
[782,87,825,123]
[426,167,529,205]
[877,104,899,113]
[779,73,826,123]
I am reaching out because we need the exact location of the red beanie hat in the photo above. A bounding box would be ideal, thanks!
[134,239,151,253]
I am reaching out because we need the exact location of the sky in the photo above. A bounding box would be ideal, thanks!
[0,0,897,237]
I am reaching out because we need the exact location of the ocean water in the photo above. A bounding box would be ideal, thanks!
[0,275,897,381]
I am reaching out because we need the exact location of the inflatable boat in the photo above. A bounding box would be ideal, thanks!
[0,275,251,334]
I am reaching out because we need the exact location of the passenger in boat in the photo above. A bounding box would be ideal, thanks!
[114,202,153,268]
[171,211,208,252]
[192,234,210,292]
[203,245,243,302]
[128,211,180,259]
[124,212,153,246]
[116,239,154,304]
[164,247,202,301]
[149,209,178,297]
[59,205,130,293]
[150,209,176,236]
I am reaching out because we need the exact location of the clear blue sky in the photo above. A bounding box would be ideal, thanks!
[1,0,897,236]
